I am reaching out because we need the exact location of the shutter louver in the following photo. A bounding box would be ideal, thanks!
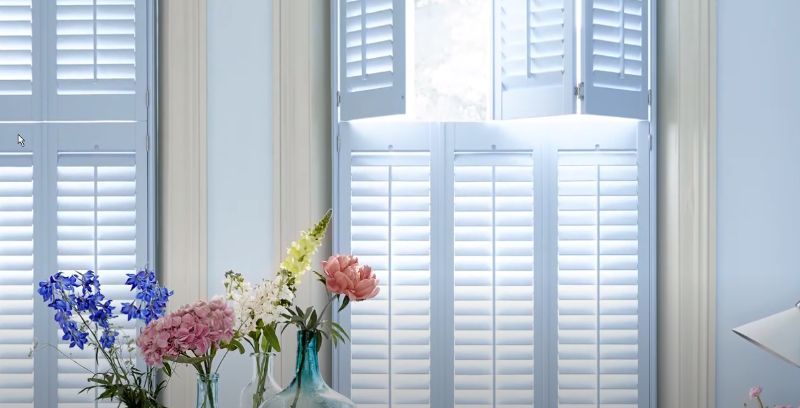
[0,152,35,407]
[582,0,648,119]
[0,0,33,96]
[494,0,574,119]
[557,150,639,407]
[339,0,406,121]
[349,152,431,408]
[50,0,146,121]
[453,153,535,408]
[56,152,138,408]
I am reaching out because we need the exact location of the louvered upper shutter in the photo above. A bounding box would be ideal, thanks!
[493,0,574,119]
[556,150,640,407]
[582,0,648,119]
[0,0,41,120]
[52,124,145,407]
[49,0,147,121]
[347,150,432,408]
[453,152,535,407]
[339,0,406,121]
[0,133,35,407]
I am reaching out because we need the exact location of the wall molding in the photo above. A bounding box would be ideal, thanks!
[157,0,207,406]
[657,0,717,405]
[272,0,332,386]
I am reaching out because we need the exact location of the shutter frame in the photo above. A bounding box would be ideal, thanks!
[339,0,407,121]
[582,0,649,119]
[493,0,576,119]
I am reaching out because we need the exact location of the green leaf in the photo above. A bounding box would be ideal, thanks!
[165,355,208,365]
[332,322,351,341]
[265,325,281,352]
[315,331,323,352]
[338,296,350,312]
[162,362,172,377]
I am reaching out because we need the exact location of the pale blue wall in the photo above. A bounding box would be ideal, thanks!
[717,0,800,406]
[207,0,274,405]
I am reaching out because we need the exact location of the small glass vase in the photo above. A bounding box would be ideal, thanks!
[240,351,282,408]
[263,330,355,408]
[196,373,219,408]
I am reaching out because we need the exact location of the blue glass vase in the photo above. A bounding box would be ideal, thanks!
[262,330,355,408]
[196,373,220,408]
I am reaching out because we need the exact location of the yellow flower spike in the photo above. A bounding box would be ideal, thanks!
[278,209,332,291]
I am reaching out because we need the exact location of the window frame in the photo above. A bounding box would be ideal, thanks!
[330,1,658,406]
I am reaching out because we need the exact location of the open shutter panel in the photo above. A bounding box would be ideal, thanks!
[49,0,147,121]
[0,0,40,120]
[582,0,648,119]
[52,124,145,408]
[453,152,535,407]
[339,0,406,121]
[349,151,431,408]
[0,149,35,407]
[493,0,574,119]
[556,150,640,407]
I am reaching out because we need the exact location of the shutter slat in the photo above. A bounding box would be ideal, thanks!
[0,1,32,96]
[557,150,639,407]
[454,153,535,407]
[0,152,34,405]
[350,152,431,407]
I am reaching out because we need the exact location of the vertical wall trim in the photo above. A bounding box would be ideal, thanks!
[657,0,717,405]
[158,0,207,406]
[272,0,332,386]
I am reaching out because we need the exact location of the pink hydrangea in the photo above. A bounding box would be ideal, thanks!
[137,297,235,366]
[322,255,379,301]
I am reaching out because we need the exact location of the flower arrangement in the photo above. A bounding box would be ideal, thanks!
[37,269,173,408]
[223,209,331,408]
[137,297,235,408]
[745,386,797,408]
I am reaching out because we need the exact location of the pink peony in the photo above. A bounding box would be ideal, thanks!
[749,386,762,399]
[137,297,235,366]
[321,255,379,301]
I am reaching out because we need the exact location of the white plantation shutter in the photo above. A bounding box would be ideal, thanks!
[49,0,147,121]
[556,150,641,407]
[347,150,432,408]
[0,0,40,120]
[339,0,406,121]
[493,0,574,119]
[582,0,648,119]
[0,146,35,407]
[51,124,146,407]
[453,153,535,407]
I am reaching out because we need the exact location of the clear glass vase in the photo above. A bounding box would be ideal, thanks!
[262,330,355,408]
[196,373,219,408]
[240,351,281,408]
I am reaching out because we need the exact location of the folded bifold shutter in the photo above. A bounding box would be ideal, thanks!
[582,0,649,119]
[49,0,147,121]
[51,124,146,407]
[493,0,574,119]
[339,0,406,121]
[453,152,536,407]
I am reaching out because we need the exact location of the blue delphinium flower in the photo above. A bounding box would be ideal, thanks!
[120,269,173,324]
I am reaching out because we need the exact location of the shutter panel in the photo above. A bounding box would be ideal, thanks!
[453,152,535,407]
[0,0,40,120]
[0,148,35,407]
[493,0,574,119]
[582,0,648,119]
[49,0,146,121]
[556,150,640,407]
[52,124,145,407]
[349,151,431,408]
[339,0,406,121]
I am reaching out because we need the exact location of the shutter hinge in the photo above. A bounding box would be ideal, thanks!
[146,132,150,152]
[648,89,652,106]
[336,91,342,107]
[336,131,341,153]
[648,132,653,151]
[575,82,585,100]
[146,89,150,109]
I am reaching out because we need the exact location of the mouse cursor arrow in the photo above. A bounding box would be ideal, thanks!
[17,134,25,147]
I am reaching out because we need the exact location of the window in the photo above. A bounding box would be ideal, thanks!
[333,0,654,405]
[0,1,153,406]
